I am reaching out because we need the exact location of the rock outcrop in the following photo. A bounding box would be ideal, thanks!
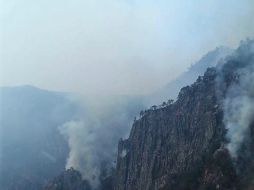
[43,168,91,190]
[114,67,236,190]
[114,39,254,190]
[43,167,114,190]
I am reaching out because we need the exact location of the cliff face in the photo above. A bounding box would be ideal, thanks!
[114,40,254,190]
[114,68,236,190]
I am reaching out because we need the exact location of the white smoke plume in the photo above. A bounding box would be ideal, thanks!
[60,120,101,187]
[58,95,145,188]
[221,40,254,158]
[223,70,254,158]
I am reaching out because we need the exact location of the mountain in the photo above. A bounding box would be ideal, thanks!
[0,85,82,190]
[114,67,236,190]
[0,85,146,190]
[148,46,233,105]
[114,39,254,190]
[43,41,254,190]
[43,40,254,190]
[6,39,254,190]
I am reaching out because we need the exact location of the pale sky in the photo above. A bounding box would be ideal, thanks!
[1,0,254,95]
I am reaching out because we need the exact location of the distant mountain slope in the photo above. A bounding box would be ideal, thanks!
[0,85,146,190]
[0,86,81,190]
[148,46,233,105]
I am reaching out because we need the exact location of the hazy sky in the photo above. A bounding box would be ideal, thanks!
[1,0,254,95]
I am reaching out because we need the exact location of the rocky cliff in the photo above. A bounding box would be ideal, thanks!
[114,39,254,190]
[114,67,236,190]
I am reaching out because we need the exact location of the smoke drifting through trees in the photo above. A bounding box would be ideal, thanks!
[218,39,254,158]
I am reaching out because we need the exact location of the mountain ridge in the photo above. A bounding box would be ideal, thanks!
[113,39,254,190]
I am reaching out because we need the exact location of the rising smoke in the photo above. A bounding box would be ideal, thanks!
[58,95,145,188]
[218,39,254,158]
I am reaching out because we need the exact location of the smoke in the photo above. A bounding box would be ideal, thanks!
[223,69,254,158]
[60,120,101,187]
[219,39,254,158]
[58,95,145,188]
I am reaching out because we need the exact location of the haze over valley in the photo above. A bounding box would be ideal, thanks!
[1,1,254,190]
